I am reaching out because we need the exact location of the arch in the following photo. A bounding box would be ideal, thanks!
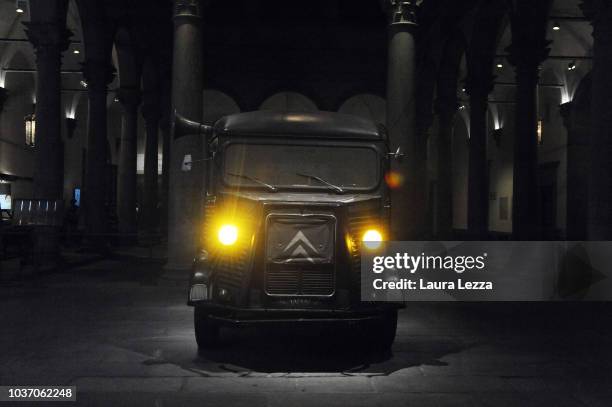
[338,93,386,126]
[203,89,241,125]
[259,92,318,112]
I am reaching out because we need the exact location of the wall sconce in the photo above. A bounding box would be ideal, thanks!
[65,117,77,139]
[492,128,503,147]
[537,120,543,145]
[0,87,6,113]
[0,86,8,113]
[24,104,35,147]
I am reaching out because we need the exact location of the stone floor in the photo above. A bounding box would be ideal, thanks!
[0,258,611,406]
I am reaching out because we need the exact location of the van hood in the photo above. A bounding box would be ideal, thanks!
[220,190,382,205]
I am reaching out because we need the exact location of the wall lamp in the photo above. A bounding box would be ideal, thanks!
[491,128,503,147]
[24,112,35,147]
[0,87,7,114]
[66,117,77,139]
[15,0,27,14]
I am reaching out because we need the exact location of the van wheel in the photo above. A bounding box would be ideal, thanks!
[194,307,220,349]
[370,310,398,352]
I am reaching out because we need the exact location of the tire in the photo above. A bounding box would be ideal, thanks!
[369,310,398,352]
[194,307,221,349]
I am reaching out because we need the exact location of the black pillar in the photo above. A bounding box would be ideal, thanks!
[116,87,140,236]
[386,0,422,240]
[82,59,114,236]
[434,99,456,239]
[465,73,493,239]
[142,92,160,233]
[167,0,204,269]
[582,1,612,239]
[24,20,70,200]
[160,116,170,235]
[507,2,551,239]
[560,100,590,240]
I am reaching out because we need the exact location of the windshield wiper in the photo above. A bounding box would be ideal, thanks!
[227,172,277,192]
[296,173,345,194]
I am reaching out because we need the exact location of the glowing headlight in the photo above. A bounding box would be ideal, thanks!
[362,229,383,250]
[218,224,238,246]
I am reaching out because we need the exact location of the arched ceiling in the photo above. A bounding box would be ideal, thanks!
[0,0,596,115]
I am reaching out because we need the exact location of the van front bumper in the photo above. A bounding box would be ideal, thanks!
[190,301,401,327]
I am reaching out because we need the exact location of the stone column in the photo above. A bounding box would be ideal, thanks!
[142,92,160,233]
[116,87,140,236]
[24,21,70,200]
[166,0,204,270]
[160,116,170,235]
[386,0,422,240]
[507,2,551,240]
[560,100,590,240]
[434,98,456,239]
[582,1,612,239]
[159,72,172,237]
[82,60,114,236]
[465,74,493,239]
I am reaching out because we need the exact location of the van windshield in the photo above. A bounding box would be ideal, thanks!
[223,143,379,191]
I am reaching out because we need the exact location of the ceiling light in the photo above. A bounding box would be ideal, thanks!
[568,61,576,71]
[79,80,88,88]
[552,21,560,31]
[496,63,503,69]
[15,0,26,13]
[73,49,80,55]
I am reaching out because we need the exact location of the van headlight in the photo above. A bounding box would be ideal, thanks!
[218,224,239,246]
[362,229,383,250]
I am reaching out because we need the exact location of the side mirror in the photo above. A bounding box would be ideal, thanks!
[387,146,405,161]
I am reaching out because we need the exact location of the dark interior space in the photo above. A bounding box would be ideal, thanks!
[1,0,612,405]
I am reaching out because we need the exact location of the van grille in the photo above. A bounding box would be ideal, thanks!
[266,268,334,296]
[265,213,336,297]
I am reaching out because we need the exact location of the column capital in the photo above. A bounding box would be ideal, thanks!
[23,21,71,52]
[581,0,612,24]
[387,0,419,29]
[465,73,495,100]
[581,0,612,45]
[506,41,551,73]
[116,87,141,110]
[174,0,202,20]
[82,60,115,91]
[506,3,552,74]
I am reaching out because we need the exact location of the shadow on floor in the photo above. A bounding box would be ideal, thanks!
[191,324,473,374]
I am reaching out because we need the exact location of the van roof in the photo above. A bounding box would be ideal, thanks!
[214,111,386,141]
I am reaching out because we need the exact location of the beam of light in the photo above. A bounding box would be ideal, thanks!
[65,92,81,119]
